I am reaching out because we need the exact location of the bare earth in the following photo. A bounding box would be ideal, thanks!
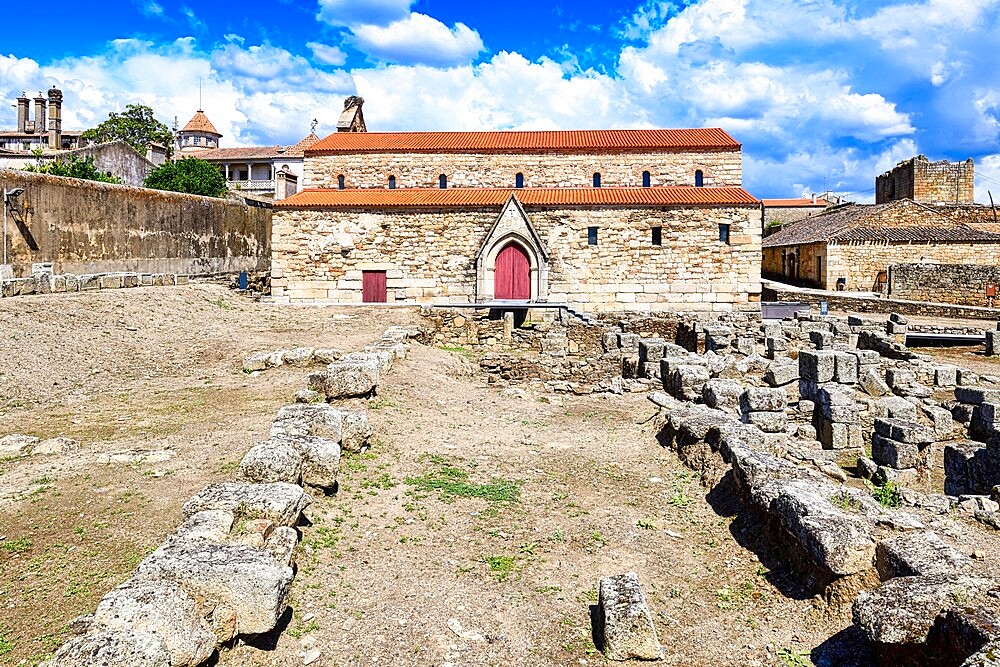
[1,287,996,667]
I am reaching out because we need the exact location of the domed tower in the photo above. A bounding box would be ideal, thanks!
[176,109,222,154]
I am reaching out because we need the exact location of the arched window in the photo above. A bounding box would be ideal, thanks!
[439,174,447,189]
[642,171,651,188]
[694,170,704,187]
[593,172,601,188]
[337,174,345,190]
[388,175,396,190]
[515,172,524,188]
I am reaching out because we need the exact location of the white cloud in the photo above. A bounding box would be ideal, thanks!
[316,0,412,28]
[350,13,484,66]
[140,1,164,18]
[307,42,347,67]
[975,154,1000,204]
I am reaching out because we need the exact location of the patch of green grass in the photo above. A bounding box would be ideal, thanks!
[31,476,54,485]
[868,480,903,508]
[0,537,32,553]
[0,625,13,657]
[777,647,811,666]
[668,490,692,508]
[831,490,860,511]
[405,464,520,504]
[636,519,656,530]
[287,619,319,639]
[481,555,518,582]
[361,472,396,490]
[591,531,606,546]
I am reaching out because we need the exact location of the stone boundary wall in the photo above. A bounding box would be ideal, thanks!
[0,169,270,277]
[762,285,1000,321]
[43,326,419,667]
[888,263,1000,308]
[305,148,742,190]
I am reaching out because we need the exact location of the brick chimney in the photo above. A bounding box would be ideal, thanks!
[33,93,46,138]
[16,93,29,133]
[47,87,63,149]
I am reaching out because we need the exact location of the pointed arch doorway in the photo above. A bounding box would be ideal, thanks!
[494,242,531,300]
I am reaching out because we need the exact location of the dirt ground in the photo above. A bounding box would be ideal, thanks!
[0,287,997,667]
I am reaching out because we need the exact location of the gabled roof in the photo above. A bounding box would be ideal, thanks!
[189,133,321,161]
[275,186,760,209]
[762,199,1000,247]
[762,198,829,208]
[181,110,221,136]
[285,132,321,157]
[307,128,740,155]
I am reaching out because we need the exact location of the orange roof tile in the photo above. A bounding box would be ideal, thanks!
[181,110,221,136]
[285,132,322,157]
[276,186,760,209]
[191,146,285,160]
[762,198,829,207]
[307,128,740,155]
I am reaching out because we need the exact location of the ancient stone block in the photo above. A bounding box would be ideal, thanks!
[597,572,662,661]
[872,434,924,470]
[818,419,863,450]
[281,347,315,367]
[740,387,788,413]
[617,333,640,354]
[876,531,972,579]
[887,368,916,389]
[667,364,710,401]
[987,331,999,357]
[958,369,981,386]
[956,387,1000,406]
[745,411,788,433]
[833,352,859,384]
[135,538,294,635]
[43,630,172,667]
[765,362,798,387]
[239,440,304,485]
[702,379,742,410]
[874,417,935,444]
[322,358,380,399]
[182,482,311,527]
[799,350,835,383]
[268,434,340,489]
[873,396,919,421]
[935,365,959,387]
[638,338,666,364]
[89,578,218,666]
[809,330,833,349]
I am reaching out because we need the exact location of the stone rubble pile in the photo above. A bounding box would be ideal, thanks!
[43,326,420,667]
[638,310,1000,666]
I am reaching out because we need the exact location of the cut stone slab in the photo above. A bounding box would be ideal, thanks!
[764,362,799,387]
[740,387,788,413]
[182,482,311,527]
[859,367,891,397]
[853,574,994,651]
[242,352,271,372]
[745,411,788,434]
[321,357,380,399]
[281,347,315,367]
[32,437,79,455]
[875,531,973,579]
[874,396,919,421]
[597,572,663,661]
[872,434,924,470]
[0,434,40,458]
[702,378,743,410]
[90,578,217,667]
[135,538,293,636]
[268,434,340,489]
[340,411,373,453]
[957,387,1000,406]
[799,350,836,383]
[239,440,304,485]
[42,630,171,667]
[874,417,935,445]
[271,403,344,442]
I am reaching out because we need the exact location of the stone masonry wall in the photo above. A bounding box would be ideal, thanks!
[764,241,1000,292]
[875,156,974,204]
[272,203,761,313]
[888,263,1000,307]
[0,168,270,277]
[304,148,742,190]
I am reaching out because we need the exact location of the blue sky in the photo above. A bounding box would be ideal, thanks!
[2,0,1000,201]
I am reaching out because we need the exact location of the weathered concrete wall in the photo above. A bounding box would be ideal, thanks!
[0,141,154,187]
[761,284,1000,320]
[304,148,742,190]
[271,202,761,313]
[876,156,974,205]
[0,169,270,276]
[888,263,1000,307]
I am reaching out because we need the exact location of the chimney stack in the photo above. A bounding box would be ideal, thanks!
[16,93,29,133]
[47,87,63,149]
[33,92,46,138]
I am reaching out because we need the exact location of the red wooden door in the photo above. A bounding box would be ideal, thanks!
[494,243,531,300]
[362,270,387,303]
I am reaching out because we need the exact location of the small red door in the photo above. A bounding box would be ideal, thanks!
[362,270,387,303]
[494,243,530,300]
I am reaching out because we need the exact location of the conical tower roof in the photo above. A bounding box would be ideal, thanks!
[181,109,221,137]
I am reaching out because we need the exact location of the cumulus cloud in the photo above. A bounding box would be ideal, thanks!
[307,42,347,67]
[350,13,484,66]
[316,0,412,28]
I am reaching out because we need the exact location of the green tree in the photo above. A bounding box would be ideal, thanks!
[24,155,121,184]
[81,104,174,156]
[144,157,227,197]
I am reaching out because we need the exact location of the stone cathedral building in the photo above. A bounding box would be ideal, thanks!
[271,102,762,313]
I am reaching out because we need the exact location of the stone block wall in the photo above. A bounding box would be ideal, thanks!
[887,263,1000,308]
[0,169,270,277]
[764,240,1000,292]
[272,203,761,313]
[875,156,974,205]
[304,148,742,190]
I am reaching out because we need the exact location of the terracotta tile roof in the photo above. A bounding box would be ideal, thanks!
[276,186,759,209]
[762,199,1000,247]
[762,198,829,208]
[307,128,740,155]
[285,133,322,157]
[190,146,286,160]
[181,110,221,136]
